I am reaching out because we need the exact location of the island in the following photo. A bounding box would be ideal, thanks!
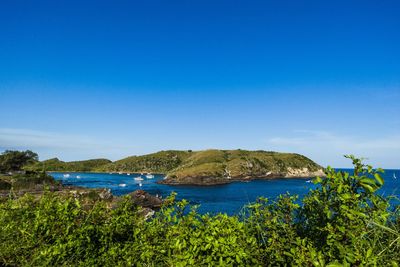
[158,149,324,185]
[26,149,325,186]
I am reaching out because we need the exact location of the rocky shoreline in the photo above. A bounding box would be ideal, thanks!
[0,182,164,218]
[158,167,326,186]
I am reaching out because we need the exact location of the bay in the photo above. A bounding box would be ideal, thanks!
[50,169,400,215]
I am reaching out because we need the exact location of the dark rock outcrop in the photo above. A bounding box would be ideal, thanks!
[159,168,325,186]
[128,190,163,209]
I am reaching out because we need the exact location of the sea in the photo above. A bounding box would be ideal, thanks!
[50,169,400,215]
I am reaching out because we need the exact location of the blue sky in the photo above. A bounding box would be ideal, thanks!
[0,0,399,168]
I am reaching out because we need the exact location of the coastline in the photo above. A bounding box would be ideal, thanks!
[48,168,326,186]
[47,171,165,175]
[158,169,326,186]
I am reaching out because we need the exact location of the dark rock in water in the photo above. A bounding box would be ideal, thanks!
[128,190,162,209]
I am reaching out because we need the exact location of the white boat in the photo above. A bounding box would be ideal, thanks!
[138,183,142,187]
[63,174,70,178]
[119,183,127,187]
[127,173,130,176]
[146,173,155,179]
[134,176,144,181]
[118,172,123,175]
[76,175,81,179]
[305,180,312,183]
[394,173,397,180]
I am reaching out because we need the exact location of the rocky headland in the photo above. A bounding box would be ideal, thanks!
[158,150,325,185]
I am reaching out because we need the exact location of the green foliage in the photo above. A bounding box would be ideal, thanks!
[0,150,38,172]
[0,171,57,191]
[300,155,390,264]
[0,156,399,266]
[97,150,192,173]
[25,158,112,172]
[13,171,58,189]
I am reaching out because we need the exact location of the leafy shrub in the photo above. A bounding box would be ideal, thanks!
[11,171,57,190]
[0,156,399,266]
[0,150,38,172]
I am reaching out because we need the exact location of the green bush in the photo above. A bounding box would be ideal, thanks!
[0,179,12,190]
[11,171,57,190]
[0,156,399,266]
[0,150,38,173]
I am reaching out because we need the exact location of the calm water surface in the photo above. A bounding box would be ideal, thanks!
[50,169,400,215]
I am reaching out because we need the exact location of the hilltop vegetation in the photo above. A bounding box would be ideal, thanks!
[96,150,192,173]
[25,158,112,172]
[1,157,399,266]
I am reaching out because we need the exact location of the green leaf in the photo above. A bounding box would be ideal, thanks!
[374,173,384,186]
[327,262,344,267]
[360,178,376,186]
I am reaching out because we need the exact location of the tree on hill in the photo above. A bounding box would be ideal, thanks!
[0,150,38,173]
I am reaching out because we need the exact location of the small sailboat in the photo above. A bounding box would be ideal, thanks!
[394,173,397,180]
[119,183,127,187]
[146,173,155,179]
[134,176,144,181]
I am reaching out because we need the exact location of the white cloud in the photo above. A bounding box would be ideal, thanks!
[0,128,100,149]
[0,128,141,161]
[266,130,400,168]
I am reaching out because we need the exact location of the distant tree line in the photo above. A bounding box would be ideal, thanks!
[0,150,38,173]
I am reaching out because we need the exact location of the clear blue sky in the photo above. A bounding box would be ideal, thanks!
[1,0,399,168]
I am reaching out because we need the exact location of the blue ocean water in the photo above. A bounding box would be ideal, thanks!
[50,169,400,215]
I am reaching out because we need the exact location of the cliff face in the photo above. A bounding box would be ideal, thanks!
[284,167,325,178]
[159,149,325,185]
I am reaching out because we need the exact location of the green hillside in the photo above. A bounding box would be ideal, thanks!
[25,158,112,172]
[162,149,324,185]
[96,150,193,173]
